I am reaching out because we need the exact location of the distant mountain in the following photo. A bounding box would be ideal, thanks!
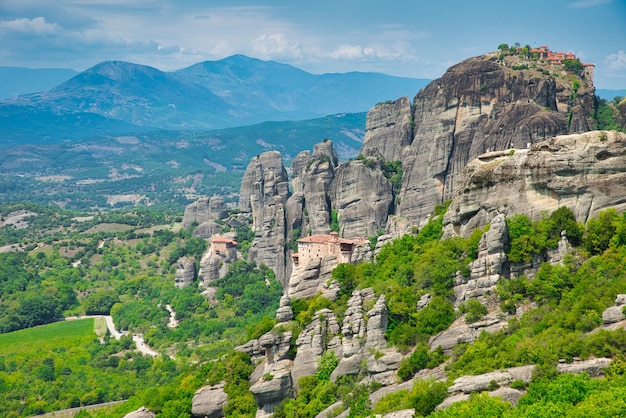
[0,66,78,99]
[596,89,626,101]
[0,55,429,139]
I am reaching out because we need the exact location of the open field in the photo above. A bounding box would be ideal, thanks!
[0,318,95,355]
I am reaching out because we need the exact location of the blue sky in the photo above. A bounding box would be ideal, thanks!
[0,0,624,88]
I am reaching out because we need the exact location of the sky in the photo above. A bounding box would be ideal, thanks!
[0,0,625,89]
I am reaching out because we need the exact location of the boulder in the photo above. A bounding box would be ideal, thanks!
[275,294,294,323]
[556,357,611,377]
[191,384,228,418]
[602,306,625,325]
[489,387,523,406]
[123,406,155,418]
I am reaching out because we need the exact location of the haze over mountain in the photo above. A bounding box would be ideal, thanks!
[0,55,429,140]
[0,67,79,99]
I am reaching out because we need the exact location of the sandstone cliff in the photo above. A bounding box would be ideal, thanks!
[443,130,626,238]
[361,52,595,227]
[182,195,228,230]
[239,151,291,284]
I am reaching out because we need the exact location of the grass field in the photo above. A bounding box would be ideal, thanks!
[0,318,96,355]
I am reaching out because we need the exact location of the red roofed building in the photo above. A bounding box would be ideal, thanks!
[292,232,367,266]
[210,236,238,258]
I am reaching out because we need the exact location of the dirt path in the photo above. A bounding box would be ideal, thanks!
[65,315,158,357]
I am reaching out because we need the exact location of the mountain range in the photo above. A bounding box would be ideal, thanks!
[0,55,430,142]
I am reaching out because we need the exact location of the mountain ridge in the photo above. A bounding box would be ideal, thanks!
[1,55,430,137]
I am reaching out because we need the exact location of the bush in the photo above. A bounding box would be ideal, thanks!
[460,300,488,323]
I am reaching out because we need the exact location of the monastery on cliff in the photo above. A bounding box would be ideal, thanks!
[291,232,367,266]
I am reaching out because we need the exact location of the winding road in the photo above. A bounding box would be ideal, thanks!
[65,315,159,357]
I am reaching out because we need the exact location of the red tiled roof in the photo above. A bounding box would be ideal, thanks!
[211,237,238,245]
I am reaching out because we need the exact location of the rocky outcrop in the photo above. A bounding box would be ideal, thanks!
[191,384,228,418]
[330,159,393,238]
[556,357,611,376]
[250,359,294,418]
[429,316,506,353]
[183,196,228,229]
[197,234,240,288]
[239,151,291,284]
[286,256,338,300]
[287,141,339,238]
[443,131,626,237]
[453,214,509,307]
[390,53,594,226]
[602,294,626,325]
[448,365,535,395]
[123,406,155,418]
[292,308,342,387]
[361,97,414,162]
[174,256,196,288]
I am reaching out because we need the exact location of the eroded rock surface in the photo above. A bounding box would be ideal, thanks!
[183,195,228,229]
[361,96,413,162]
[174,256,196,288]
[393,54,594,225]
[191,384,228,418]
[443,131,626,237]
[331,159,393,238]
[124,406,155,418]
[239,151,291,284]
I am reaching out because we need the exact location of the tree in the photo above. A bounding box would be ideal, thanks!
[84,290,120,315]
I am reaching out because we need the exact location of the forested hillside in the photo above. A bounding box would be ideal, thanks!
[3,199,626,416]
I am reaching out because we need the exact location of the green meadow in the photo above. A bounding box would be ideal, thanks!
[0,318,96,356]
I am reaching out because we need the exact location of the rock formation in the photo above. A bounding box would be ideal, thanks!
[191,384,228,418]
[443,131,626,238]
[357,53,595,227]
[601,294,626,325]
[123,406,156,418]
[287,141,339,237]
[453,214,509,307]
[330,159,393,238]
[239,151,291,284]
[183,195,228,230]
[174,256,196,288]
[197,234,240,288]
[360,96,414,162]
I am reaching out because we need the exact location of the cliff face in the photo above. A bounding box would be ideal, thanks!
[443,130,626,238]
[331,159,393,238]
[366,53,596,225]
[239,151,291,284]
[360,96,414,162]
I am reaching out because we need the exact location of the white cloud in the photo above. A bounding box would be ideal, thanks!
[329,41,418,62]
[250,33,303,61]
[568,0,612,8]
[0,17,62,35]
[605,50,626,70]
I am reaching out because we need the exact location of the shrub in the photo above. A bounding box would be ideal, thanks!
[460,300,488,323]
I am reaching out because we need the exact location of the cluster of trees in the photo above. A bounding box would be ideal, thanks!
[595,95,625,132]
[331,205,483,351]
